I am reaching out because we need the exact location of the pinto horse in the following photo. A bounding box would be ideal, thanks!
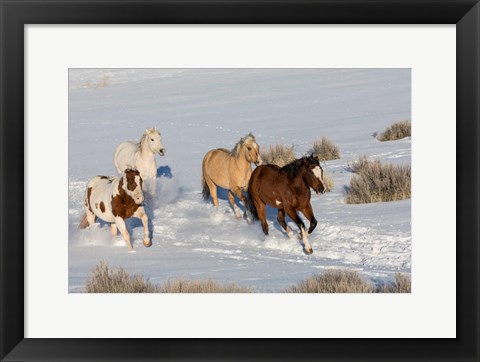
[201,133,262,219]
[78,169,151,252]
[245,155,326,255]
[114,128,166,196]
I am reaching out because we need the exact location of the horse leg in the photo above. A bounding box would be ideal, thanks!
[228,191,242,219]
[205,177,219,207]
[134,206,151,247]
[254,199,268,235]
[284,207,312,255]
[277,209,294,238]
[301,204,318,235]
[114,217,133,251]
[110,223,118,237]
[231,186,249,220]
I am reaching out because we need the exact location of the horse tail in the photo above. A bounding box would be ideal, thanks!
[245,190,259,221]
[78,212,89,229]
[201,173,210,201]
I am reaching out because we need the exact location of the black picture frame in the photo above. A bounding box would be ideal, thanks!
[1,1,479,361]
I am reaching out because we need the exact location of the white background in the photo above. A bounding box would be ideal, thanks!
[25,25,456,338]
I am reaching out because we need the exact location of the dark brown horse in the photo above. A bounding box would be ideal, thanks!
[245,155,326,255]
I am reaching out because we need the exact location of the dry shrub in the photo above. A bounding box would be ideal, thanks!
[158,278,252,293]
[85,261,159,293]
[377,120,411,141]
[311,137,340,161]
[323,173,334,192]
[378,273,411,293]
[285,270,374,293]
[82,74,111,89]
[260,144,296,167]
[85,262,251,293]
[345,156,411,204]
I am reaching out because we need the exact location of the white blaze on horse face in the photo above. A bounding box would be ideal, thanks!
[275,200,282,206]
[312,166,324,183]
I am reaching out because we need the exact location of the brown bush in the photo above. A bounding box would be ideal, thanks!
[85,262,251,293]
[311,137,340,161]
[260,144,296,167]
[377,273,411,293]
[158,278,252,293]
[285,270,374,293]
[345,156,411,204]
[85,261,159,293]
[377,120,411,141]
[323,173,334,192]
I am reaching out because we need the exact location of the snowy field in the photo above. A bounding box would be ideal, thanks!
[68,68,411,292]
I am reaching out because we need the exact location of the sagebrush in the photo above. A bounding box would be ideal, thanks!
[85,261,159,293]
[260,144,296,167]
[345,156,411,204]
[285,270,374,293]
[158,278,252,293]
[85,262,251,293]
[323,173,334,192]
[377,120,411,141]
[286,270,411,293]
[311,137,340,161]
[377,273,411,293]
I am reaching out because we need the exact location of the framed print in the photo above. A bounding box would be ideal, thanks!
[1,1,479,361]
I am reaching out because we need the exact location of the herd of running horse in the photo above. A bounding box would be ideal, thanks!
[78,128,326,254]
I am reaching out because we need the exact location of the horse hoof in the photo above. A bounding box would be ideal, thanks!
[143,240,152,247]
[304,248,313,255]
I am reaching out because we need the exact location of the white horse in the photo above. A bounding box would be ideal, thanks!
[113,128,166,196]
[78,169,151,252]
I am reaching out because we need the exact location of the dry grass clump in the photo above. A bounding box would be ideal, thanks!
[345,156,411,204]
[82,74,110,89]
[311,137,340,161]
[260,144,296,167]
[158,278,252,293]
[323,173,334,192]
[285,270,374,293]
[85,261,159,293]
[377,120,411,141]
[377,273,411,293]
[85,262,252,293]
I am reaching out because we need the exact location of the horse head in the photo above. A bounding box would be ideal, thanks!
[243,134,262,166]
[303,154,326,194]
[122,169,145,204]
[144,128,166,156]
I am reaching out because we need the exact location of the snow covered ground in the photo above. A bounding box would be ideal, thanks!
[68,68,411,292]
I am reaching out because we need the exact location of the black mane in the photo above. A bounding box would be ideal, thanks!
[280,158,307,179]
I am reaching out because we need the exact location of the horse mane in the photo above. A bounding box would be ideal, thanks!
[138,129,154,149]
[280,157,307,179]
[230,133,256,157]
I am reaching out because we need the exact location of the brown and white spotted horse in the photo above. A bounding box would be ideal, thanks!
[78,169,151,251]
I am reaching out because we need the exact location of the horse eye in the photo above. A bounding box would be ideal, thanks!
[151,138,154,141]
[247,147,252,151]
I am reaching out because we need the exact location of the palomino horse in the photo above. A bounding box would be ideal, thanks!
[201,133,262,219]
[245,154,326,255]
[78,169,151,252]
[113,128,165,196]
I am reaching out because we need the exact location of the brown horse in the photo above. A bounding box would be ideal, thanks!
[201,133,262,219]
[245,155,326,255]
